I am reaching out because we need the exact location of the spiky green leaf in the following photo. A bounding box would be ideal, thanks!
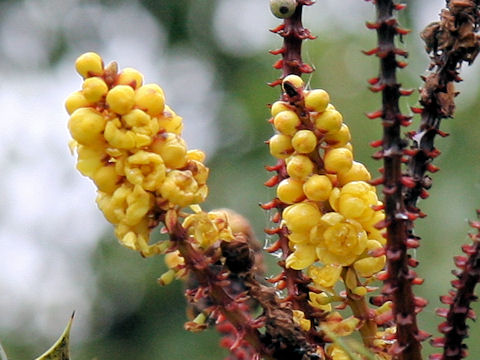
[34,313,74,360]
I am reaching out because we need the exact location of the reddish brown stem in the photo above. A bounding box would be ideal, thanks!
[370,1,423,359]
[270,0,315,85]
[405,0,480,212]
[168,220,269,358]
[430,215,480,360]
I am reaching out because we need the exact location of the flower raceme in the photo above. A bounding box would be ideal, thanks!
[66,52,209,256]
[267,74,386,304]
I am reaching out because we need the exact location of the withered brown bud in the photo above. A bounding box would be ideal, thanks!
[221,236,255,274]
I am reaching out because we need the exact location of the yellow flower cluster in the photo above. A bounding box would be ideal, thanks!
[159,207,237,285]
[268,75,386,293]
[66,52,208,256]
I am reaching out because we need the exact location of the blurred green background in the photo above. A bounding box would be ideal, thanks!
[0,0,479,359]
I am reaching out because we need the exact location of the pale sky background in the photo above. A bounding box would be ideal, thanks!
[0,0,460,346]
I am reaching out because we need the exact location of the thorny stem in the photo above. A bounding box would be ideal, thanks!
[405,0,480,212]
[441,241,480,360]
[267,0,327,349]
[431,215,480,360]
[269,0,314,86]
[371,1,423,359]
[167,217,270,359]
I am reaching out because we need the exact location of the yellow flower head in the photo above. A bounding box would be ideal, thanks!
[182,210,234,248]
[124,150,166,192]
[329,181,378,223]
[308,264,343,289]
[316,212,368,266]
[161,170,208,208]
[68,52,212,256]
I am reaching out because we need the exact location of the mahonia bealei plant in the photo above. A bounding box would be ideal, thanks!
[58,1,480,360]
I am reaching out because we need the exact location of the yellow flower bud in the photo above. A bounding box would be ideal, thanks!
[160,170,208,207]
[352,286,367,296]
[150,133,188,169]
[375,301,392,316]
[283,202,321,233]
[165,250,185,269]
[303,174,333,201]
[353,240,386,277]
[337,161,371,185]
[75,52,104,78]
[268,133,293,159]
[186,149,206,162]
[309,292,333,312]
[114,219,152,254]
[76,144,106,177]
[305,89,330,113]
[156,105,184,135]
[96,191,120,224]
[97,183,152,226]
[324,147,353,174]
[183,210,234,248]
[106,85,136,115]
[286,154,314,180]
[363,210,386,244]
[324,123,351,147]
[123,108,159,138]
[344,267,358,292]
[313,108,343,134]
[135,83,165,116]
[158,269,176,286]
[291,130,317,154]
[104,118,136,149]
[292,310,311,331]
[276,178,305,204]
[308,264,342,289]
[187,160,209,185]
[92,165,121,194]
[327,315,360,337]
[273,110,300,136]
[282,74,304,91]
[124,184,153,226]
[82,77,108,102]
[116,67,144,88]
[287,231,310,244]
[270,100,291,117]
[285,243,316,270]
[68,108,106,145]
[65,91,91,115]
[125,151,166,191]
[329,181,378,223]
